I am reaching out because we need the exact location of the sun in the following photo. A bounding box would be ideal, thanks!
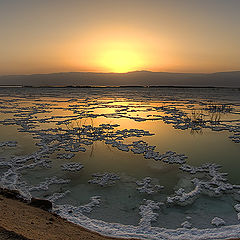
[99,49,144,73]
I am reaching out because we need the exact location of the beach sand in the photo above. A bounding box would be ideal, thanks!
[0,226,28,240]
[0,194,137,240]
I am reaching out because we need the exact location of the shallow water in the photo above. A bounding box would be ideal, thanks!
[0,87,240,239]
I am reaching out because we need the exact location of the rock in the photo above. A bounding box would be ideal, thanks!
[30,198,52,211]
[0,188,22,200]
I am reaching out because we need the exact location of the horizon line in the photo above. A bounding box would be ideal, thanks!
[1,69,240,77]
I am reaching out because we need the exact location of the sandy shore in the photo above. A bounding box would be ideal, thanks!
[0,226,28,240]
[0,191,239,240]
[0,193,138,240]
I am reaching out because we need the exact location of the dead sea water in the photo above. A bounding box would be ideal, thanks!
[0,87,239,239]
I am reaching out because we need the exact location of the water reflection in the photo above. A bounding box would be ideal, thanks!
[0,88,239,232]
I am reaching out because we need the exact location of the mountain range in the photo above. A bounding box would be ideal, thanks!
[0,71,240,87]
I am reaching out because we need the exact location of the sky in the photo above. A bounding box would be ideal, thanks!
[0,0,240,74]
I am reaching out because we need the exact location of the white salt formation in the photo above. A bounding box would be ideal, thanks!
[88,173,120,186]
[61,162,84,171]
[0,141,17,147]
[47,190,71,203]
[57,153,75,159]
[136,177,164,195]
[28,177,70,192]
[54,196,101,215]
[181,221,192,229]
[211,217,226,227]
[168,163,240,206]
[138,199,163,229]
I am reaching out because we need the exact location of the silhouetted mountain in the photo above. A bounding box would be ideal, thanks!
[0,71,240,87]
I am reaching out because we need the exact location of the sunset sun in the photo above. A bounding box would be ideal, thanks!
[99,49,144,73]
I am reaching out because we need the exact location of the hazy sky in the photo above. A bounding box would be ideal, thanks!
[1,0,240,74]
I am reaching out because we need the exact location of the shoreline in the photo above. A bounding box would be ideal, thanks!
[0,189,137,240]
[0,188,239,240]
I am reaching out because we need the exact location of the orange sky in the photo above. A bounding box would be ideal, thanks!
[0,0,240,74]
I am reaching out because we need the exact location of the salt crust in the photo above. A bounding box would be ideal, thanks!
[61,162,84,172]
[88,173,120,186]
[136,177,164,195]
[211,217,226,227]
[0,141,17,147]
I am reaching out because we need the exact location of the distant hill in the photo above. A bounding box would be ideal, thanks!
[0,71,240,87]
